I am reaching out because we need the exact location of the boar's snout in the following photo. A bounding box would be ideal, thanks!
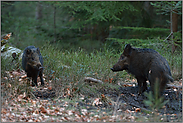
[33,63,43,71]
[39,66,43,71]
[36,63,43,71]
[111,68,120,72]
[111,65,122,72]
[111,67,115,71]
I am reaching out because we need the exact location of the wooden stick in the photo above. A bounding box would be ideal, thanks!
[121,94,153,114]
[163,32,173,42]
[166,84,182,89]
[84,77,103,84]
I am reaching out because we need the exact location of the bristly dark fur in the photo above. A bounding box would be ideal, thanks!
[111,44,173,96]
[22,46,44,86]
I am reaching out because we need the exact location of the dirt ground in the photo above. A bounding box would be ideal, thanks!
[2,69,182,122]
[103,80,182,121]
[33,79,182,122]
[113,85,182,114]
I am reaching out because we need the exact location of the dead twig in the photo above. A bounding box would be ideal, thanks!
[121,94,153,114]
[84,77,103,84]
[163,32,173,42]
[30,91,39,101]
[166,84,182,89]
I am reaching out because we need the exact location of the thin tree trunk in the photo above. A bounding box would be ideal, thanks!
[35,2,42,20]
[170,9,175,53]
[172,11,178,33]
[53,6,56,43]
[171,3,178,53]
[35,2,42,32]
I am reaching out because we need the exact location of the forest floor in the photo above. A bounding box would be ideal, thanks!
[1,69,182,122]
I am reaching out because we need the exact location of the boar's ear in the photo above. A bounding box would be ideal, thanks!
[36,48,40,53]
[26,49,31,54]
[124,44,132,56]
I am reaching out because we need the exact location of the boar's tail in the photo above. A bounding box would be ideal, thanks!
[165,74,174,83]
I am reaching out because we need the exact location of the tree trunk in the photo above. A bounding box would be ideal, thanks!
[172,10,178,33]
[171,9,178,53]
[53,6,56,43]
[35,2,42,33]
[94,22,110,43]
[35,2,42,20]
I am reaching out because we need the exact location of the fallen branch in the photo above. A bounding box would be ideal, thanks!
[167,84,182,89]
[30,91,39,100]
[84,77,103,84]
[163,32,173,42]
[121,94,153,114]
[128,102,152,114]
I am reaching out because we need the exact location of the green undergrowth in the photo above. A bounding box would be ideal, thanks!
[1,41,181,99]
[39,42,181,99]
[40,44,123,98]
[1,42,182,122]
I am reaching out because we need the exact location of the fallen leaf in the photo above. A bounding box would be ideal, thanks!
[2,33,12,40]
[179,82,182,86]
[64,117,69,121]
[54,108,59,113]
[12,71,21,76]
[28,119,33,122]
[135,108,141,112]
[48,86,52,90]
[1,108,7,114]
[173,88,177,91]
[40,106,47,114]
[92,98,102,106]
[67,88,71,96]
[125,109,131,114]
[31,100,37,106]
[3,77,8,80]
[17,94,24,102]
[101,94,105,98]
[34,119,40,122]
[67,110,73,115]
[72,88,77,92]
[8,84,11,88]
[81,109,87,115]
[109,78,113,83]
[130,93,135,96]
[34,109,39,114]
[21,75,27,79]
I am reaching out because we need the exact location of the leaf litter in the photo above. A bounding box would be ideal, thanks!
[1,69,182,122]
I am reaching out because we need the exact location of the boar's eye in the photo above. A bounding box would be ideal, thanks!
[26,49,31,54]
[120,55,124,59]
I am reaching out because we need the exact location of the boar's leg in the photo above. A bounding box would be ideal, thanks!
[149,75,166,97]
[136,77,147,95]
[142,80,147,92]
[148,70,165,97]
[31,71,39,86]
[32,76,38,86]
[39,71,44,86]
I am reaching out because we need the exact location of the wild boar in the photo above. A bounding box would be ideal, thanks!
[111,44,173,95]
[22,46,44,86]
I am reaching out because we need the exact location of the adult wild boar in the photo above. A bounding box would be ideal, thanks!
[22,46,44,86]
[111,44,173,95]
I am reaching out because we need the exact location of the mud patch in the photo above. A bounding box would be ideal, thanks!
[32,87,56,99]
[103,82,182,121]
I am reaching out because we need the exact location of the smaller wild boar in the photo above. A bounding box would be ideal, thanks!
[111,44,173,96]
[22,46,44,86]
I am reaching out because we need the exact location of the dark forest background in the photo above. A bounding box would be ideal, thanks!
[1,1,182,52]
[1,1,182,122]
